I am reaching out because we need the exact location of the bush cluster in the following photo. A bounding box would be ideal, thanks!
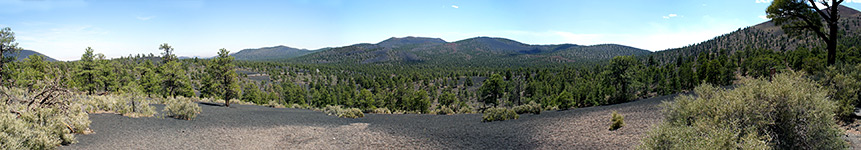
[163,96,202,120]
[371,107,392,114]
[513,101,542,114]
[80,94,156,117]
[431,105,455,115]
[1,87,91,149]
[609,111,624,130]
[482,107,519,122]
[822,64,861,122]
[265,100,284,108]
[640,72,847,149]
[323,105,364,118]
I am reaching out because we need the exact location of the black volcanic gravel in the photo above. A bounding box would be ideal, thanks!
[64,94,675,149]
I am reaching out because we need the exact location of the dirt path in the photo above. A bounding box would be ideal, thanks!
[63,94,669,149]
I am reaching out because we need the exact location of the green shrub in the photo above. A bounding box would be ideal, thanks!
[0,87,91,149]
[431,105,455,115]
[482,107,519,122]
[163,96,202,120]
[822,64,861,122]
[323,105,364,118]
[265,100,284,108]
[371,107,392,114]
[455,102,474,114]
[79,94,156,117]
[640,72,847,149]
[513,101,542,114]
[609,111,624,130]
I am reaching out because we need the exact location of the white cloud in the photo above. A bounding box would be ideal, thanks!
[136,16,156,21]
[759,15,769,20]
[662,14,679,19]
[451,5,458,9]
[755,0,771,3]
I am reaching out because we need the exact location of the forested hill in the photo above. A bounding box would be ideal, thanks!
[288,36,651,66]
[230,45,314,60]
[4,50,58,62]
[652,5,861,63]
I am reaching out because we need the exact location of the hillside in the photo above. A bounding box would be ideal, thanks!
[3,50,58,62]
[653,5,861,62]
[231,45,314,61]
[290,36,651,66]
[377,36,447,48]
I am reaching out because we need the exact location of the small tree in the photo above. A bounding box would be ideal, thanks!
[157,43,192,98]
[206,48,239,107]
[77,47,98,95]
[0,27,22,84]
[479,74,505,106]
[159,43,175,62]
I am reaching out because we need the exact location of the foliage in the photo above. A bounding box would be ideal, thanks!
[482,107,519,122]
[609,111,624,131]
[513,101,541,114]
[371,107,392,114]
[821,63,861,122]
[202,48,240,107]
[163,96,202,120]
[640,72,847,149]
[767,0,843,65]
[1,86,91,149]
[479,74,505,106]
[0,27,22,85]
[80,94,156,117]
[431,105,455,115]
[323,105,364,118]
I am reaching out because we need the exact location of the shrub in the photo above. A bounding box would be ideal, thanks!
[821,64,861,122]
[80,94,156,117]
[513,101,542,114]
[609,111,624,131]
[323,105,364,118]
[454,102,475,114]
[265,100,284,108]
[371,107,392,114]
[482,107,519,122]
[1,87,91,149]
[163,96,202,120]
[640,72,847,149]
[431,105,455,115]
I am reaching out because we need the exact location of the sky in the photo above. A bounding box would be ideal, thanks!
[2,0,861,61]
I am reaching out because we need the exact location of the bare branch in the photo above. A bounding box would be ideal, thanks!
[809,0,832,21]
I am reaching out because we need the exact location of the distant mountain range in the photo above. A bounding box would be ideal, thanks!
[3,50,58,62]
[235,36,651,66]
[230,45,314,60]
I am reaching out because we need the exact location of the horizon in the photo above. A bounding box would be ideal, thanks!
[3,0,861,61]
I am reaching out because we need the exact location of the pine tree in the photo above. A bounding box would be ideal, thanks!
[157,43,193,98]
[479,74,505,106]
[77,47,99,95]
[206,48,240,107]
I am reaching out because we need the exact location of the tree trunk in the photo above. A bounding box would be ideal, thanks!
[827,13,839,65]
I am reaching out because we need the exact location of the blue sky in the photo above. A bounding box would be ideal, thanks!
[2,0,861,61]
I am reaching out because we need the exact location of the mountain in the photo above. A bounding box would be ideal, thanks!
[377,36,447,48]
[653,5,861,62]
[290,36,651,66]
[3,50,58,62]
[230,45,314,61]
